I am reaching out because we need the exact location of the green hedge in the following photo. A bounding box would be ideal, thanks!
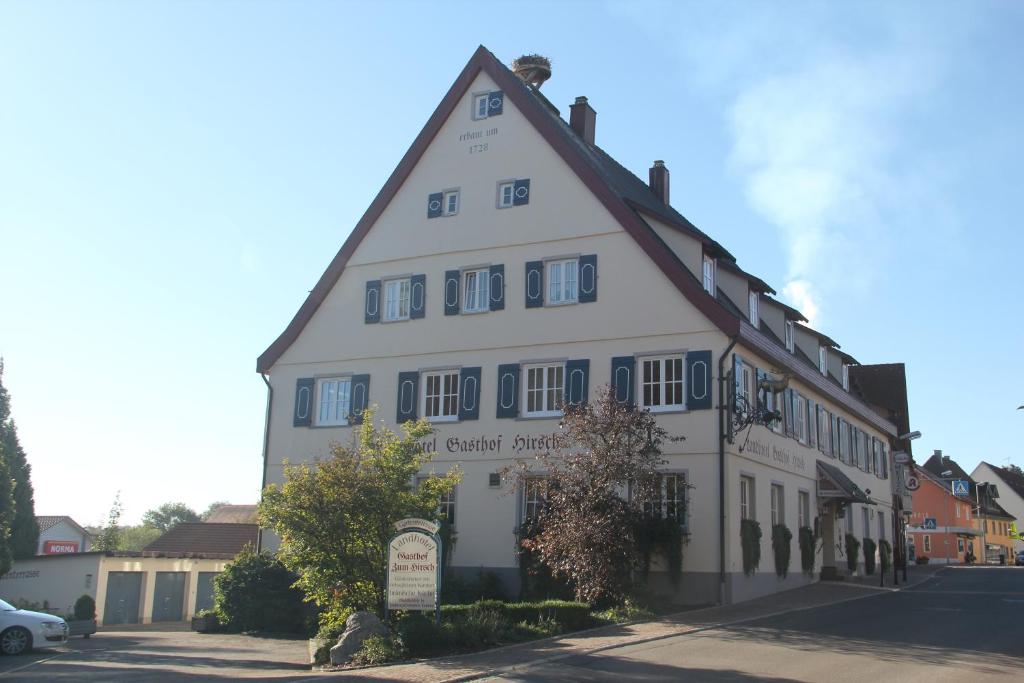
[440,599,592,630]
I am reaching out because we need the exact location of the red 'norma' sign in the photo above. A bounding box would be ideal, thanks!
[43,541,79,554]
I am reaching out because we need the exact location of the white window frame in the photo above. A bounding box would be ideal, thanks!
[749,291,759,326]
[862,507,870,538]
[740,475,755,521]
[842,364,850,391]
[545,258,579,305]
[957,538,964,554]
[702,255,716,294]
[462,268,490,314]
[794,393,808,445]
[522,363,564,418]
[497,181,515,209]
[818,346,828,375]
[740,365,753,408]
[472,91,500,120]
[443,190,459,216]
[639,354,685,413]
[644,473,688,527]
[923,535,931,552]
[383,277,411,322]
[767,390,783,434]
[785,321,795,353]
[798,490,810,529]
[421,369,460,422]
[315,377,352,427]
[523,477,546,522]
[771,483,785,526]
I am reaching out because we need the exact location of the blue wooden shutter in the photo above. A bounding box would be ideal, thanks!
[396,371,418,423]
[349,374,370,424]
[808,399,817,449]
[565,359,590,406]
[611,356,635,406]
[513,178,530,205]
[579,254,597,303]
[496,364,520,418]
[293,378,314,427]
[427,192,443,219]
[489,264,505,311]
[410,274,426,319]
[525,261,543,308]
[817,406,826,453]
[831,414,839,456]
[488,90,503,116]
[444,270,460,316]
[364,280,381,324]
[686,350,712,410]
[458,367,482,421]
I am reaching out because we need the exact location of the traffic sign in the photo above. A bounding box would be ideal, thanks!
[923,517,938,530]
[905,475,920,491]
[952,480,970,498]
[894,452,911,464]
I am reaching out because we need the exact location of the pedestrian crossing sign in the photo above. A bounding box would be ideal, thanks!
[951,480,970,498]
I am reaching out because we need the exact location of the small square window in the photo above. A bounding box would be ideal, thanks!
[497,181,515,208]
[463,269,490,313]
[422,370,460,422]
[488,473,502,488]
[472,90,503,120]
[383,278,411,321]
[316,377,352,426]
[523,363,564,417]
[443,190,459,216]
[546,258,578,305]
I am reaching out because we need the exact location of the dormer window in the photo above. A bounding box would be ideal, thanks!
[702,255,716,294]
[818,346,828,375]
[785,321,795,353]
[748,291,759,327]
[472,90,504,120]
[842,364,850,391]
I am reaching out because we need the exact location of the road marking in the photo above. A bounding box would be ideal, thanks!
[904,590,1024,596]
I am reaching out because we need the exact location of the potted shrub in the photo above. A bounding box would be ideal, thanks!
[191,609,220,633]
[67,595,97,638]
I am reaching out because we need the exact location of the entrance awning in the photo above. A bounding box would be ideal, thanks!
[817,461,873,505]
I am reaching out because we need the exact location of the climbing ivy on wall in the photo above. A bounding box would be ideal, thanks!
[741,519,762,576]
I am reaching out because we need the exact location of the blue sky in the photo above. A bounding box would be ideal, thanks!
[1,1,1022,525]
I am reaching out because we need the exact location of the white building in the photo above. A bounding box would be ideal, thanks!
[971,462,1024,553]
[256,47,905,605]
[36,516,91,555]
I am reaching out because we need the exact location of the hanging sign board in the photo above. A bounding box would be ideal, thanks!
[893,452,911,465]
[386,518,442,617]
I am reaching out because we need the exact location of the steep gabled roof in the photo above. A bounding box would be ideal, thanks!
[36,515,88,536]
[982,462,1024,502]
[922,454,1014,520]
[257,45,739,373]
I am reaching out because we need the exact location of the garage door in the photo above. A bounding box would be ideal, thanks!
[152,572,187,622]
[103,572,143,625]
[194,572,218,613]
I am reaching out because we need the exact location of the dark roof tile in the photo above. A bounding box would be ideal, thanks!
[144,523,258,556]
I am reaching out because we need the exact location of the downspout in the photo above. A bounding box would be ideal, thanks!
[718,336,738,605]
[257,373,273,552]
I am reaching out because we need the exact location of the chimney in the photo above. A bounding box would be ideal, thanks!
[569,96,596,145]
[649,160,670,205]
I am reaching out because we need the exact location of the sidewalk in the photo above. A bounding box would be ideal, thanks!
[324,565,945,682]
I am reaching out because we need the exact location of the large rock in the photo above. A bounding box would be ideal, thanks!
[329,611,390,665]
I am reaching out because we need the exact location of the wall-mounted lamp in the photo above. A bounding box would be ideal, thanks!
[899,431,922,441]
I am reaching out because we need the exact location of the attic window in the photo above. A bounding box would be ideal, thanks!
[785,322,795,353]
[818,346,828,375]
[842,364,850,391]
[702,255,716,294]
[472,91,504,120]
[748,291,759,327]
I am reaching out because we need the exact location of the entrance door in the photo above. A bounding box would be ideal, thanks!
[194,572,218,614]
[152,572,187,622]
[103,572,143,625]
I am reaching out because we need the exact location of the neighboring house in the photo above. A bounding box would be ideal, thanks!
[907,462,979,564]
[203,504,257,524]
[256,46,904,605]
[0,524,258,625]
[36,516,91,555]
[971,461,1024,554]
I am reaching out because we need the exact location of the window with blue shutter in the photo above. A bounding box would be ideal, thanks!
[611,356,635,406]
[487,91,503,116]
[808,399,817,449]
[427,193,443,219]
[489,264,505,311]
[685,350,712,410]
[349,374,370,424]
[784,389,794,436]
[579,254,597,303]
[410,274,426,319]
[513,179,530,206]
[496,364,520,418]
[396,372,418,423]
[756,368,767,411]
[564,359,590,406]
[293,378,314,427]
[364,280,381,324]
[472,91,503,119]
[444,270,460,316]
[458,367,482,421]
[525,261,543,308]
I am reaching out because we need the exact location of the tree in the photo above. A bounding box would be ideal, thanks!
[259,410,459,616]
[119,525,163,550]
[94,493,123,551]
[509,387,682,605]
[142,502,200,531]
[4,429,38,560]
[201,501,230,521]
[1005,464,1024,478]
[0,361,19,572]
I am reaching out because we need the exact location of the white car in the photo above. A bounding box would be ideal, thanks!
[0,598,67,655]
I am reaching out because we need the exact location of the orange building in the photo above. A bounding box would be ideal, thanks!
[906,467,979,564]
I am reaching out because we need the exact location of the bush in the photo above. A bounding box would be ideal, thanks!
[741,519,762,575]
[845,534,861,573]
[394,613,450,657]
[915,555,930,565]
[798,526,815,576]
[73,595,96,621]
[592,600,655,625]
[863,538,877,575]
[350,634,405,666]
[214,548,311,634]
[879,539,892,574]
[772,524,793,578]
[440,599,591,631]
[441,569,507,604]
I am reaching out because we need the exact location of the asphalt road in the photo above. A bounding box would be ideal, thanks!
[496,567,1024,683]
